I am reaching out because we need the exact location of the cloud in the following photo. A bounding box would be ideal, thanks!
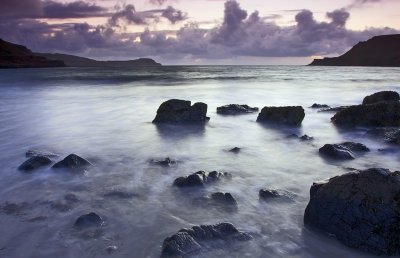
[348,0,390,8]
[149,0,168,5]
[161,6,187,24]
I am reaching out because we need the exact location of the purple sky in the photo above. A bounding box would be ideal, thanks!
[0,0,399,64]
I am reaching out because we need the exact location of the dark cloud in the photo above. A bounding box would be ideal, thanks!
[161,6,187,24]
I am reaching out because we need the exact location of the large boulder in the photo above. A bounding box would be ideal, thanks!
[331,101,400,127]
[152,99,209,124]
[52,154,91,170]
[18,156,53,171]
[256,106,305,126]
[216,104,258,115]
[161,223,252,257]
[362,91,399,105]
[304,168,400,255]
[319,142,369,160]
[173,171,232,187]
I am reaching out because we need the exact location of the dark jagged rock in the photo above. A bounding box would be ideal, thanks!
[300,134,314,141]
[367,127,400,144]
[150,157,177,167]
[319,142,369,160]
[304,168,400,255]
[259,189,295,201]
[25,149,59,159]
[256,106,305,126]
[318,106,349,113]
[309,34,400,67]
[331,101,400,127]
[310,103,330,109]
[173,171,232,187]
[228,147,241,153]
[18,156,53,171]
[363,91,400,105]
[152,99,209,124]
[0,39,65,68]
[216,104,259,115]
[210,192,237,206]
[193,192,238,211]
[74,212,104,228]
[52,154,91,170]
[161,223,252,257]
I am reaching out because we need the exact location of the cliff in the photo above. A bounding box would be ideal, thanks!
[0,39,65,68]
[309,34,400,67]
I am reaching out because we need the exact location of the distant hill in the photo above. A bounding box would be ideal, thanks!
[309,34,400,67]
[36,53,162,67]
[0,39,65,68]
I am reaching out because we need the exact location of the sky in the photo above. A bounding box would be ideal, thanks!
[0,0,399,65]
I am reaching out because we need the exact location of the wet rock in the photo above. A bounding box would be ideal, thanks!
[300,134,314,141]
[340,142,370,152]
[18,156,52,171]
[26,149,59,159]
[367,127,400,144]
[173,171,232,187]
[228,147,241,153]
[194,192,238,211]
[304,168,400,255]
[211,192,237,205]
[74,212,104,228]
[150,157,177,167]
[52,154,91,170]
[256,106,305,126]
[310,103,330,109]
[331,101,400,127]
[161,223,252,257]
[319,143,360,160]
[152,99,209,124]
[318,106,350,113]
[217,104,259,115]
[259,189,295,201]
[362,91,399,105]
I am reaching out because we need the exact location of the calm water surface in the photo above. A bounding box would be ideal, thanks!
[0,66,400,258]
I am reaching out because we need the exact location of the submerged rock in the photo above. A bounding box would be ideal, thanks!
[161,223,252,257]
[193,192,238,211]
[74,212,104,228]
[18,156,52,171]
[228,147,241,153]
[300,134,314,141]
[319,142,369,160]
[310,103,330,109]
[362,91,399,105]
[150,157,178,167]
[304,168,400,255]
[173,171,232,187]
[367,127,400,144]
[318,106,349,113]
[216,104,259,115]
[256,106,305,126]
[331,101,400,127]
[259,189,295,201]
[26,149,59,158]
[152,99,209,124]
[52,154,91,170]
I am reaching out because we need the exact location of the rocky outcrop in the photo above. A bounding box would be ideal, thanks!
[304,168,400,255]
[0,39,65,68]
[18,156,53,171]
[310,103,330,109]
[256,106,305,126]
[309,34,400,67]
[52,154,91,170]
[152,99,209,124]
[331,101,400,127]
[363,91,400,105]
[319,142,369,160]
[173,171,232,187]
[216,104,259,115]
[74,212,104,228]
[161,223,252,257]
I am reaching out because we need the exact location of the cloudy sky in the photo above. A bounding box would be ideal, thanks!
[1,0,399,64]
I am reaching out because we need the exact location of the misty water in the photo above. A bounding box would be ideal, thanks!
[0,66,400,258]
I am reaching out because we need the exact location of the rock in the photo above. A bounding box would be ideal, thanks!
[52,154,91,170]
[18,156,52,171]
[161,223,252,257]
[318,106,350,113]
[193,192,238,211]
[340,142,370,152]
[152,99,209,124]
[304,168,400,255]
[26,149,59,158]
[210,192,237,206]
[256,106,305,126]
[310,103,330,109]
[150,157,177,167]
[318,142,369,160]
[173,171,232,187]
[259,189,295,201]
[216,104,259,115]
[228,147,241,153]
[74,212,104,228]
[300,134,314,141]
[367,127,400,144]
[331,101,400,127]
[362,91,399,105]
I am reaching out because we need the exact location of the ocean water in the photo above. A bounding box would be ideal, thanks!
[0,66,399,258]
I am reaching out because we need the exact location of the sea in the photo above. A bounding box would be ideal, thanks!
[0,65,399,258]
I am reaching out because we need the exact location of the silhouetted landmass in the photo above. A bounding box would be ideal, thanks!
[37,53,162,67]
[310,34,400,67]
[0,39,65,68]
